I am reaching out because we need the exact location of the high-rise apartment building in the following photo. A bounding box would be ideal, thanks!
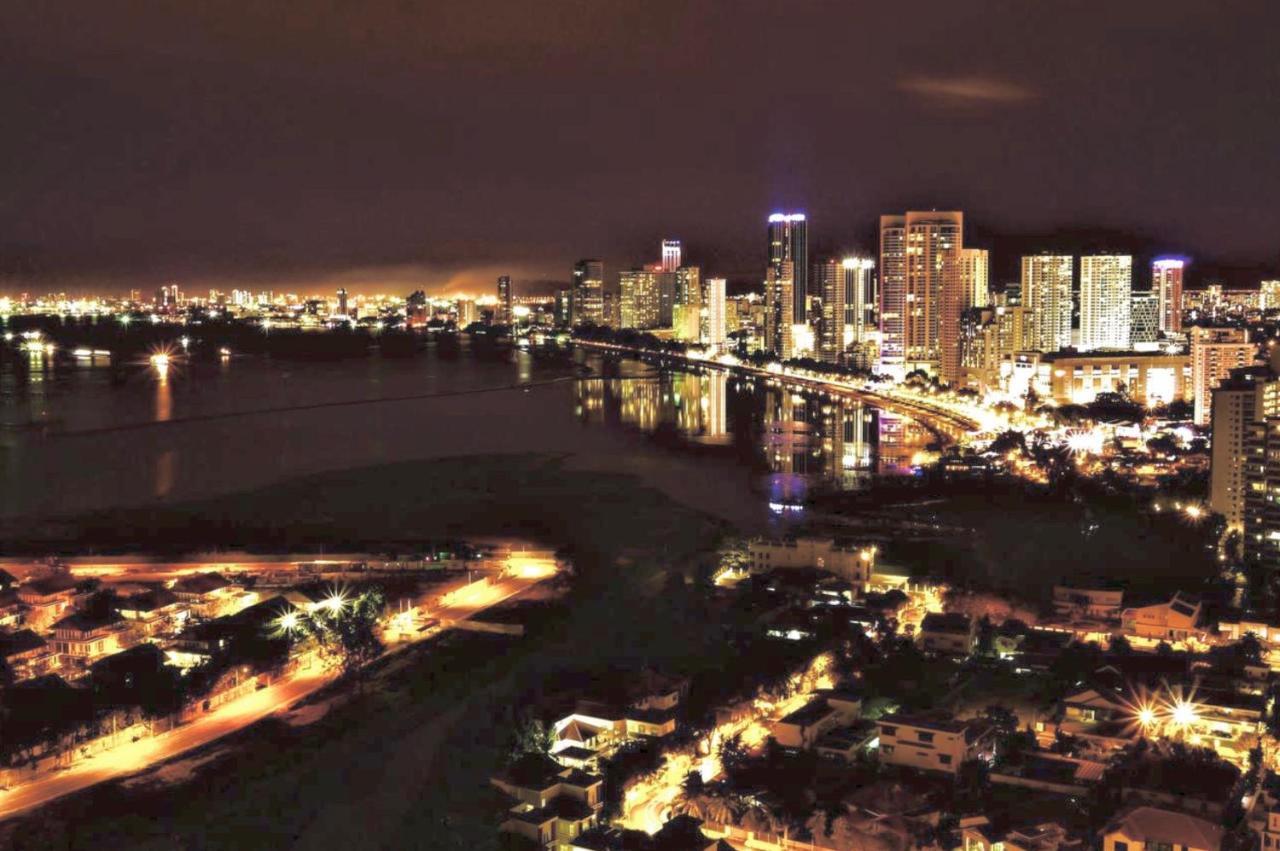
[815,258,846,364]
[768,214,808,325]
[661,240,682,273]
[843,257,874,345]
[496,275,513,325]
[1261,280,1280,312]
[1245,418,1280,570]
[456,298,477,327]
[940,247,989,385]
[1130,291,1159,347]
[570,259,604,326]
[706,278,727,351]
[765,261,796,359]
[672,266,702,341]
[1152,259,1184,334]
[879,211,963,376]
[1079,255,1132,351]
[1021,255,1073,352]
[1211,367,1280,532]
[1191,327,1258,425]
[619,268,661,329]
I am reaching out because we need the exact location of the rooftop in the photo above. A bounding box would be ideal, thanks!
[1105,806,1222,851]
[779,698,836,727]
[921,612,972,633]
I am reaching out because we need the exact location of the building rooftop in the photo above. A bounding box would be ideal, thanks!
[878,711,971,734]
[0,629,47,658]
[921,612,972,633]
[51,610,121,633]
[1105,806,1222,851]
[172,573,231,596]
[779,698,836,727]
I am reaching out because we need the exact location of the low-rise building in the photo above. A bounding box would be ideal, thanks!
[49,611,128,667]
[918,612,975,656]
[0,628,58,681]
[772,698,841,750]
[1052,584,1124,621]
[171,573,241,618]
[876,713,995,775]
[1102,806,1222,851]
[17,575,91,631]
[746,538,875,587]
[492,754,604,849]
[1121,592,1202,641]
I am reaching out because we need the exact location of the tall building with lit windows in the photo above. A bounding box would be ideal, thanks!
[705,277,727,351]
[496,275,513,325]
[815,258,846,364]
[1130,291,1159,347]
[619,268,660,329]
[879,211,963,376]
[765,261,796,359]
[1079,255,1132,351]
[661,240,682,273]
[1211,367,1280,532]
[1152,259,1184,334]
[767,213,808,325]
[940,247,989,385]
[1021,254,1073,352]
[672,266,702,341]
[570,259,604,326]
[1191,326,1258,425]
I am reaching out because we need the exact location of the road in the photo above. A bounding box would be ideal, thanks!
[572,339,987,439]
[0,567,550,822]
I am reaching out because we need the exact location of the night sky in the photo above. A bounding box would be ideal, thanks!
[3,1,1279,295]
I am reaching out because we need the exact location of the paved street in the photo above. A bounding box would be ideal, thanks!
[0,562,551,822]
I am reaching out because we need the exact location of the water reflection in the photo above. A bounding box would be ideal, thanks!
[573,357,932,501]
[153,368,172,422]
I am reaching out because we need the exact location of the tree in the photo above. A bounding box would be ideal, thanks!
[285,586,387,680]
[509,715,556,761]
[718,732,748,776]
[1109,634,1133,655]
[982,705,1019,735]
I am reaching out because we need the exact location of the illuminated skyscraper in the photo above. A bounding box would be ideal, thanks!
[619,268,660,329]
[661,240,682,273]
[1130,291,1159,347]
[337,287,349,316]
[767,213,808,324]
[1021,255,1073,352]
[1261,280,1280,312]
[706,277,727,351]
[570,259,604,326]
[1152,259,1184,334]
[1192,327,1258,425]
[879,211,963,375]
[456,298,477,327]
[496,275,513,325]
[1079,255,1132,351]
[673,266,702,341]
[816,258,845,364]
[843,257,875,339]
[1212,367,1280,532]
[765,261,795,359]
[940,247,988,385]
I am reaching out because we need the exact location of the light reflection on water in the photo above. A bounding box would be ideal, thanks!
[0,344,927,527]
